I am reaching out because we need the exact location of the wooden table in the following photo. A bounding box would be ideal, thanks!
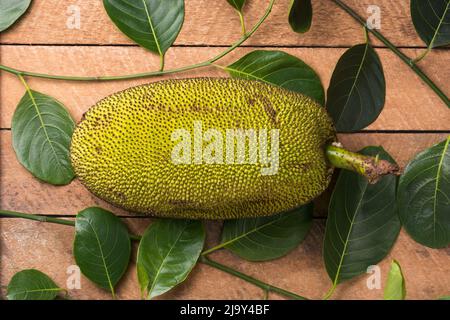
[1,0,449,300]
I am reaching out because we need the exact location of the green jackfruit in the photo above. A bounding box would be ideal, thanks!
[71,78,354,219]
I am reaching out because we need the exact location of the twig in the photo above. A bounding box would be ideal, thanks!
[0,208,308,299]
[0,0,275,82]
[200,256,308,300]
[331,0,450,108]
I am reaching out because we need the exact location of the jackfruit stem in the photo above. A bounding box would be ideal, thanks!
[325,144,400,184]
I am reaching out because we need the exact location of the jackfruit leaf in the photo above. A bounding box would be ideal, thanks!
[137,219,205,299]
[225,50,325,105]
[384,260,406,300]
[7,269,62,300]
[73,207,131,296]
[226,0,246,11]
[288,0,312,33]
[220,204,313,261]
[326,43,385,132]
[103,0,184,63]
[397,136,450,248]
[323,146,400,284]
[12,90,75,185]
[411,0,450,49]
[439,296,450,300]
[0,0,31,32]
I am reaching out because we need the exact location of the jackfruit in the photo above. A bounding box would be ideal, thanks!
[70,78,336,219]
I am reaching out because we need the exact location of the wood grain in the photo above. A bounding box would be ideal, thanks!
[1,46,449,130]
[1,131,447,216]
[1,218,449,300]
[0,0,429,48]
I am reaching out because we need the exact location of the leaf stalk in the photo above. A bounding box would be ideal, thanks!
[325,144,400,183]
[323,285,336,300]
[237,10,246,36]
[331,0,450,108]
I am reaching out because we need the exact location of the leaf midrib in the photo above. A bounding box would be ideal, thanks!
[11,287,62,295]
[82,217,115,296]
[335,42,370,126]
[142,0,163,57]
[148,225,185,299]
[230,0,242,11]
[222,216,285,249]
[332,181,369,284]
[432,136,450,243]
[426,0,450,49]
[22,88,66,174]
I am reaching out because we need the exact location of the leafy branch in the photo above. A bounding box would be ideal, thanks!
[0,209,307,300]
[331,0,450,108]
[0,0,275,82]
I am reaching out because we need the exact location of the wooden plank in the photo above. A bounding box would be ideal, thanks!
[0,0,429,48]
[1,218,449,300]
[1,46,449,130]
[1,131,447,216]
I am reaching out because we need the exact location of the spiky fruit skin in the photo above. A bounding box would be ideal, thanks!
[71,78,336,219]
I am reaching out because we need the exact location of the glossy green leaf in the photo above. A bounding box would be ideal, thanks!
[411,0,450,49]
[12,89,75,185]
[288,0,312,33]
[103,0,184,63]
[221,204,313,261]
[397,137,450,248]
[0,0,31,32]
[323,146,400,284]
[227,0,246,11]
[7,269,62,300]
[73,207,131,296]
[137,219,205,299]
[326,43,386,132]
[384,260,406,300]
[226,50,325,104]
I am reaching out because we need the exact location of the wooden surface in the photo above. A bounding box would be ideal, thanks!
[0,0,431,47]
[1,219,449,300]
[1,0,449,300]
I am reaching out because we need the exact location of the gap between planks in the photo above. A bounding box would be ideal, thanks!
[2,43,448,50]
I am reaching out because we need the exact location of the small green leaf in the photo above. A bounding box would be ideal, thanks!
[0,0,31,32]
[323,146,400,284]
[7,269,62,300]
[397,136,450,248]
[384,260,406,300]
[226,0,246,11]
[439,296,450,300]
[12,89,75,185]
[73,207,131,296]
[103,0,184,66]
[137,219,205,299]
[221,204,313,261]
[225,50,325,104]
[411,0,450,49]
[326,43,386,132]
[288,0,312,33]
